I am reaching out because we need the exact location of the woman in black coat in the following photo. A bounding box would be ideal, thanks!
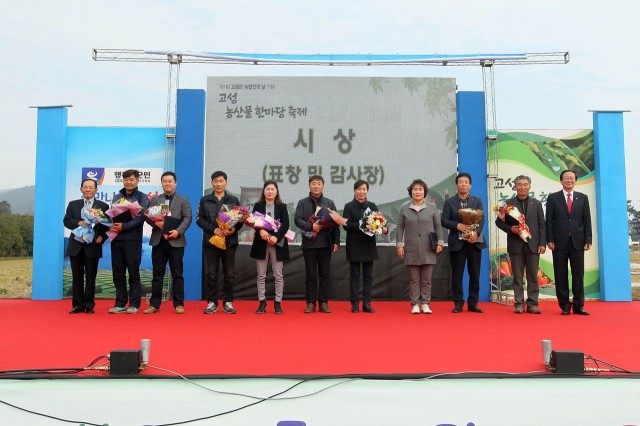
[342,179,387,313]
[249,180,290,314]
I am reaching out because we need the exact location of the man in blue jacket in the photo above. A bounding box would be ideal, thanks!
[108,169,150,314]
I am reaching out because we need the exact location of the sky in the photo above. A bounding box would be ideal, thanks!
[1,0,638,202]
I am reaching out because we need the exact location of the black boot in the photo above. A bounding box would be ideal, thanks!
[256,300,267,314]
[362,302,375,313]
[274,301,283,314]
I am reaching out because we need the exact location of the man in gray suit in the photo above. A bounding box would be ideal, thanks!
[495,175,546,314]
[143,171,192,314]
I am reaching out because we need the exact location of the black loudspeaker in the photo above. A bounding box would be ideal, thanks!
[550,350,584,374]
[110,350,141,375]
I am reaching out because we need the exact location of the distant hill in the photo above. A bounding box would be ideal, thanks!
[0,186,34,215]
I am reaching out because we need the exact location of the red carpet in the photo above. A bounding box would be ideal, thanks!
[1,300,639,377]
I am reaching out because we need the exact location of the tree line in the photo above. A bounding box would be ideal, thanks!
[0,201,34,257]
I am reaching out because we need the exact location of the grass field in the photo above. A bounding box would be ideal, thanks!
[0,258,32,298]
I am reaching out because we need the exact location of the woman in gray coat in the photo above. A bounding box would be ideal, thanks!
[396,179,444,314]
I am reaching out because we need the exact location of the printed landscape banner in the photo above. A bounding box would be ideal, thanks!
[488,129,599,303]
[62,127,166,299]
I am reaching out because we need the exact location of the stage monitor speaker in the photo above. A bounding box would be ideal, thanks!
[550,350,584,374]
[110,350,141,375]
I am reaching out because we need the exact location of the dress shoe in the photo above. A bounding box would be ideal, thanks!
[362,303,375,313]
[527,306,541,314]
[86,308,95,314]
[452,305,463,313]
[573,307,590,316]
[304,303,315,313]
[561,307,571,315]
[143,306,160,314]
[175,306,185,314]
[514,306,524,314]
[274,301,283,314]
[256,300,267,314]
[468,305,484,313]
[351,303,359,313]
[319,302,332,313]
[69,307,84,314]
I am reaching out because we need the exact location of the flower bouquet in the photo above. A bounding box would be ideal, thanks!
[493,201,531,242]
[72,207,111,244]
[209,205,249,249]
[105,199,143,240]
[302,206,347,239]
[145,204,170,223]
[245,211,296,243]
[458,208,483,242]
[359,207,387,236]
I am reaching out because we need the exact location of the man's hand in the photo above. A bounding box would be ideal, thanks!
[312,223,323,233]
[167,230,179,239]
[78,220,89,227]
[96,236,103,244]
[538,246,546,254]
[584,243,592,250]
[155,221,164,229]
[111,223,123,233]
[510,226,521,234]
[456,223,470,233]
[547,242,555,251]
[223,228,235,236]
[214,228,225,237]
[397,247,404,259]
[332,244,339,253]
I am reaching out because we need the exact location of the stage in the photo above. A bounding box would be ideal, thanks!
[2,299,639,376]
[2,299,640,425]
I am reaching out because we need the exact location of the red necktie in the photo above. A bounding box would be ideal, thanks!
[567,193,572,213]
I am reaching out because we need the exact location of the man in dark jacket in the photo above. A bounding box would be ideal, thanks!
[441,172,486,313]
[294,175,339,313]
[63,178,109,314]
[108,169,150,314]
[495,175,546,314]
[196,171,243,314]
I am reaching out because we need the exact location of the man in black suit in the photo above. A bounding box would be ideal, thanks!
[63,178,109,314]
[442,172,487,313]
[495,175,546,314]
[546,169,592,315]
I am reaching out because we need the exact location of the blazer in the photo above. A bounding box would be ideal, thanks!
[249,202,290,261]
[63,198,109,258]
[294,193,340,250]
[441,194,487,251]
[396,201,443,265]
[495,196,546,254]
[145,193,192,248]
[342,198,379,263]
[545,190,592,250]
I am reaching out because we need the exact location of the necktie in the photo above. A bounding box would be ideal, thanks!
[567,193,572,213]
[85,199,91,209]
